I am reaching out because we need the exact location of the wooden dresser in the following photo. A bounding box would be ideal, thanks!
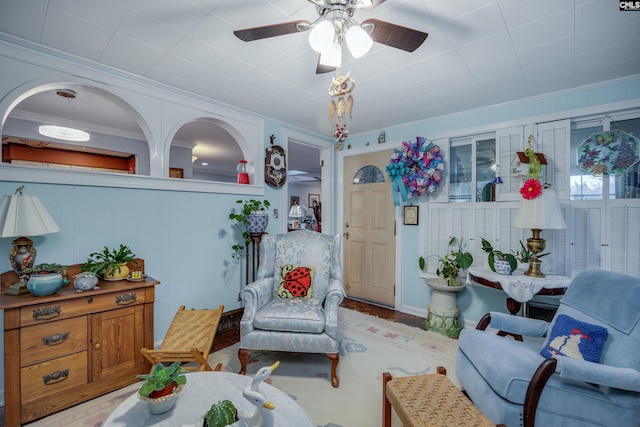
[0,260,159,426]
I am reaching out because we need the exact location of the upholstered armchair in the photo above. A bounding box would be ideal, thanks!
[457,270,640,427]
[238,230,345,387]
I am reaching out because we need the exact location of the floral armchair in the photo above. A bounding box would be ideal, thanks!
[238,230,345,387]
[457,270,640,426]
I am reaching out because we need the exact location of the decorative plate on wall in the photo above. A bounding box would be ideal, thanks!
[577,129,639,176]
[265,145,287,187]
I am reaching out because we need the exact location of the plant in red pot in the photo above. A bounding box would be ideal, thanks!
[137,361,187,414]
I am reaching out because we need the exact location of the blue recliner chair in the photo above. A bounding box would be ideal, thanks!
[238,230,345,387]
[457,270,640,426]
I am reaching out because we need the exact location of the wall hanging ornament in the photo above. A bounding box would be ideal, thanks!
[517,135,547,199]
[577,129,640,176]
[265,144,287,187]
[328,71,355,151]
[385,136,444,206]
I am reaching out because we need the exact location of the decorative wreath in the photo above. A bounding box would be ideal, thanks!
[386,137,444,206]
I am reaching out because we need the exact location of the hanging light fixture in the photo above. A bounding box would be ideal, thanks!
[319,42,343,67]
[308,19,335,53]
[345,24,373,58]
[38,89,90,142]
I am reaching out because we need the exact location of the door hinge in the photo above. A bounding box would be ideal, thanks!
[321,160,324,167]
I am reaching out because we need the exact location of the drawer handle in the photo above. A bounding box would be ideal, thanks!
[116,293,137,305]
[43,369,69,385]
[42,332,70,346]
[33,306,61,321]
[42,332,69,345]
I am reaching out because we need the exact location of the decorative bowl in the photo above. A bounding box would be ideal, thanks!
[27,272,64,296]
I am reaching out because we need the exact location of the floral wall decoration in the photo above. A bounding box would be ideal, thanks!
[386,136,444,206]
[577,129,640,176]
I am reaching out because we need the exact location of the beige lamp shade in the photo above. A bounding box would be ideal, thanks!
[0,194,60,238]
[513,189,566,230]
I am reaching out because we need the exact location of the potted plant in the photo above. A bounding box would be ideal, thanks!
[228,199,271,259]
[480,238,517,275]
[512,240,549,265]
[203,400,239,427]
[81,244,138,280]
[23,263,69,296]
[419,237,474,286]
[136,361,187,414]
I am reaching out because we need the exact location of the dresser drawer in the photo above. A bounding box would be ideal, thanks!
[19,289,145,327]
[20,317,88,366]
[21,351,88,404]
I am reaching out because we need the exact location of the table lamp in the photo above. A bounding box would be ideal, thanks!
[0,186,60,295]
[512,188,566,278]
[289,204,305,229]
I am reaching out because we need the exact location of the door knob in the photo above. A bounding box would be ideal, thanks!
[343,232,350,239]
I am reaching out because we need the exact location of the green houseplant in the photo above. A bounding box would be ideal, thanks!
[81,244,138,279]
[228,199,271,259]
[23,263,69,296]
[204,400,239,427]
[512,240,548,264]
[419,237,474,286]
[136,361,187,398]
[480,238,517,274]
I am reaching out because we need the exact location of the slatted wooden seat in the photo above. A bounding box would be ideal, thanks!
[383,367,504,427]
[141,305,224,372]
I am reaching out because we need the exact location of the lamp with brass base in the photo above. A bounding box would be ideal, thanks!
[513,189,566,278]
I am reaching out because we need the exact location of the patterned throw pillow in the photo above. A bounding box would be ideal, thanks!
[541,314,608,363]
[277,265,315,299]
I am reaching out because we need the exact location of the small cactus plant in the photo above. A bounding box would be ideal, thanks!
[204,400,238,427]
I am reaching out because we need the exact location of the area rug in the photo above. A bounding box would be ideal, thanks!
[21,307,459,427]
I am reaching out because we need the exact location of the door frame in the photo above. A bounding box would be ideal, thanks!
[337,144,402,309]
[281,129,334,234]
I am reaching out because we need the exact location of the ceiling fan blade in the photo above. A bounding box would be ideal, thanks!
[234,20,310,42]
[362,18,428,52]
[316,55,336,74]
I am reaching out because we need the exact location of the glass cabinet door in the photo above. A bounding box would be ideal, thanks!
[449,136,496,203]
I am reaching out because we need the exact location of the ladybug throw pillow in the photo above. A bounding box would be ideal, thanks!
[277,265,315,299]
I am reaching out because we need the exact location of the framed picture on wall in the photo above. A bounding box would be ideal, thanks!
[169,168,184,178]
[403,205,419,225]
[308,194,320,207]
[291,196,300,207]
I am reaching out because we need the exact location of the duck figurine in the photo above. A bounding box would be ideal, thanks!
[236,361,280,427]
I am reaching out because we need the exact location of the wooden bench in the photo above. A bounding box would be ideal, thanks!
[383,367,504,427]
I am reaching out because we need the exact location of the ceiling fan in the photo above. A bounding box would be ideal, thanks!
[234,0,428,74]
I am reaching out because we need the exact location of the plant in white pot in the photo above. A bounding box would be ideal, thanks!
[228,199,271,259]
[136,361,187,414]
[480,238,517,275]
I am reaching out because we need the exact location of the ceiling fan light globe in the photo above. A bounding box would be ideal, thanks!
[345,25,373,58]
[308,19,335,53]
[319,43,342,68]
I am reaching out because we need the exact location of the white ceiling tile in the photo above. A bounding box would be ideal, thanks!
[440,2,507,48]
[499,0,573,29]
[522,56,573,85]
[101,33,165,74]
[170,36,227,70]
[49,0,129,30]
[509,9,574,52]
[576,0,639,32]
[131,0,210,34]
[467,54,521,82]
[117,10,184,51]
[0,0,48,43]
[516,36,574,70]
[575,20,640,55]
[151,55,208,82]
[575,40,637,69]
[527,74,575,96]
[456,31,514,65]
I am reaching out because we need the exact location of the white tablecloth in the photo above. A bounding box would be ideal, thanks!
[468,267,572,303]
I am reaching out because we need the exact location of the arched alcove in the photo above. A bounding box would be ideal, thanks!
[169,118,244,182]
[1,83,151,174]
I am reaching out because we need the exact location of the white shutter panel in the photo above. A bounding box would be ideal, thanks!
[609,204,640,276]
[543,204,569,276]
[570,202,603,277]
[425,205,450,273]
[497,202,527,257]
[495,126,524,201]
[472,205,496,268]
[537,120,570,197]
